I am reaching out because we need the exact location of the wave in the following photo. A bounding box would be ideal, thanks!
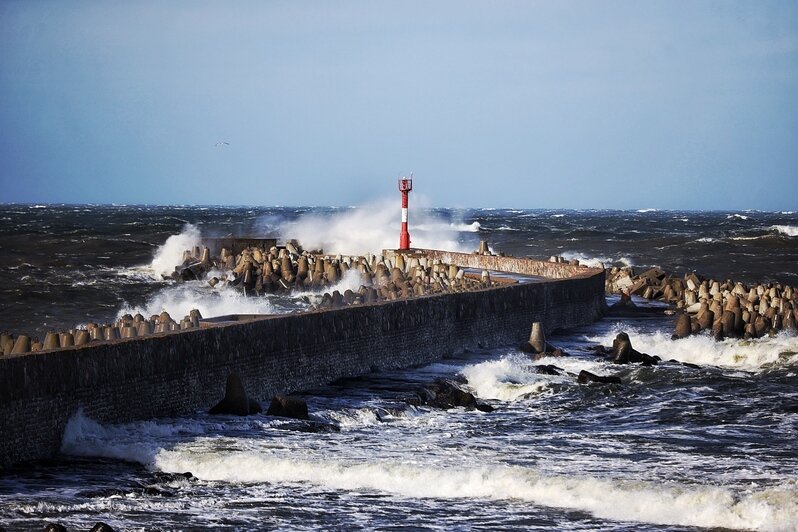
[636,208,658,213]
[727,214,750,220]
[275,198,476,255]
[461,353,619,401]
[460,354,554,401]
[560,252,634,269]
[771,225,798,237]
[152,448,798,531]
[116,280,281,321]
[585,326,798,372]
[148,224,201,278]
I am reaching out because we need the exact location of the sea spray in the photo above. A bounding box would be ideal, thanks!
[586,325,798,371]
[276,198,477,254]
[771,225,798,237]
[116,281,283,321]
[149,224,202,278]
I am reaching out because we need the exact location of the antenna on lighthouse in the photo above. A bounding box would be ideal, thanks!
[398,173,413,250]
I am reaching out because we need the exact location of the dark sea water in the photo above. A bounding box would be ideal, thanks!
[1,204,797,531]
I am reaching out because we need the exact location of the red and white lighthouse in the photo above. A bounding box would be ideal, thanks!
[398,173,413,250]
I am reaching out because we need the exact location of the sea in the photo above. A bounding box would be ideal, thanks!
[1,203,797,531]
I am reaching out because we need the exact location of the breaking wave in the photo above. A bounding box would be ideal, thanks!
[586,326,798,372]
[148,224,201,278]
[116,281,280,321]
[153,449,798,531]
[560,252,634,269]
[276,198,477,254]
[771,225,798,237]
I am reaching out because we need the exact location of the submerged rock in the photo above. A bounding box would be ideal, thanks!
[577,370,622,385]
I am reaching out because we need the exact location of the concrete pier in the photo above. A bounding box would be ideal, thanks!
[0,250,605,468]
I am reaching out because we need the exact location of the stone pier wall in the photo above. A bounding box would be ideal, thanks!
[0,260,605,468]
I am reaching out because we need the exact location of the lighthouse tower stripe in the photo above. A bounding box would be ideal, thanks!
[402,208,408,223]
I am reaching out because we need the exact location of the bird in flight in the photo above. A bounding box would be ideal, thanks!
[215,141,230,147]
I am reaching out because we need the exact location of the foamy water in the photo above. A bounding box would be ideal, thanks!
[771,225,798,237]
[586,325,798,372]
[2,205,798,530]
[276,198,478,254]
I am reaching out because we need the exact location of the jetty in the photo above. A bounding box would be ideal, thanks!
[0,244,605,468]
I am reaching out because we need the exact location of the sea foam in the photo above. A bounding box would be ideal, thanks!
[771,225,798,237]
[276,198,477,254]
[148,224,201,278]
[586,326,798,372]
[153,448,798,531]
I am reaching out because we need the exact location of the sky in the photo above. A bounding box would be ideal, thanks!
[0,1,796,210]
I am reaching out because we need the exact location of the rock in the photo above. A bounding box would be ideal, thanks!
[577,370,621,385]
[533,364,562,375]
[411,379,493,412]
[610,332,633,364]
[672,313,691,339]
[208,374,262,416]
[609,332,658,365]
[266,395,309,420]
[43,525,68,532]
[89,523,115,532]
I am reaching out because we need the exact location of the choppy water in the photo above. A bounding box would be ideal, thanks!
[1,204,797,531]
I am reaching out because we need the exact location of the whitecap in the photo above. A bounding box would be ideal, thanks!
[771,225,798,237]
[153,448,798,532]
[585,326,798,372]
[148,224,201,278]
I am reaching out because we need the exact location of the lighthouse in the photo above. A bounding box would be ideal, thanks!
[398,173,413,250]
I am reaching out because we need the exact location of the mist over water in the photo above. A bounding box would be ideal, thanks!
[1,204,797,530]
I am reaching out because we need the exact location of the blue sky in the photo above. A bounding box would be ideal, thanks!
[1,1,796,209]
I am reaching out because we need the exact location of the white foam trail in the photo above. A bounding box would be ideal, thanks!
[154,450,798,531]
[771,225,798,237]
[586,326,798,371]
[560,252,633,269]
[149,224,201,278]
[116,281,277,320]
[462,353,620,401]
[461,354,553,401]
[276,198,476,254]
[60,409,202,465]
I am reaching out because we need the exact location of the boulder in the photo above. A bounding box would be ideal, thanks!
[266,395,309,420]
[410,379,494,412]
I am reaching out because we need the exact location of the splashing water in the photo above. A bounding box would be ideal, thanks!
[276,198,478,254]
[148,224,201,278]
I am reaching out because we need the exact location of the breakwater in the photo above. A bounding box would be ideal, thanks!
[0,252,605,468]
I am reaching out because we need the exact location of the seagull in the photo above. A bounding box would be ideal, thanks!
[215,141,230,147]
